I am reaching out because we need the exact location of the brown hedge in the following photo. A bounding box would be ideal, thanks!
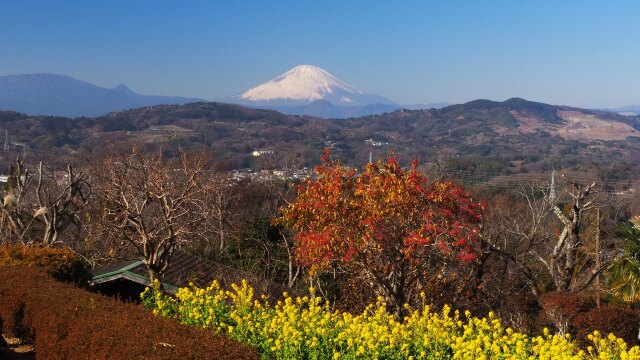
[537,292,596,330]
[0,265,259,360]
[0,245,91,285]
[573,304,640,346]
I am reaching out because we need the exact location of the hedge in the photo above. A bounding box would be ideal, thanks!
[0,245,91,285]
[0,265,259,360]
[574,304,640,346]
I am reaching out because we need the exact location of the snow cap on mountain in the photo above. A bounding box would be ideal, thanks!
[237,65,393,106]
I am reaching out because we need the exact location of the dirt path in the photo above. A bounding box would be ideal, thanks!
[1,336,35,360]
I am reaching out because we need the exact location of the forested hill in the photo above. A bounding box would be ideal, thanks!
[1,98,640,173]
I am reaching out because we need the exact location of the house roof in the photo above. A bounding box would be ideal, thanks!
[92,250,286,297]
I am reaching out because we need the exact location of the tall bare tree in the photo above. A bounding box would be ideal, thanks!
[202,174,242,252]
[547,177,599,292]
[0,158,32,243]
[481,177,604,296]
[98,146,207,289]
[1,158,89,246]
[479,186,551,297]
[32,162,91,246]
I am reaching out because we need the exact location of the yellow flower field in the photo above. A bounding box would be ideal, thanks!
[142,280,640,359]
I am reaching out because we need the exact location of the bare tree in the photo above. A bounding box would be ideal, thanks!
[546,177,599,292]
[202,174,242,252]
[278,230,301,289]
[480,185,552,297]
[0,158,32,243]
[98,146,207,289]
[216,176,302,289]
[1,158,92,247]
[32,162,91,246]
[481,176,604,297]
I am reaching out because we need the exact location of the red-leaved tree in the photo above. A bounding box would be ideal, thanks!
[276,150,484,316]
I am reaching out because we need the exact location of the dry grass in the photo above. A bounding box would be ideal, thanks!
[557,111,639,140]
[503,110,639,141]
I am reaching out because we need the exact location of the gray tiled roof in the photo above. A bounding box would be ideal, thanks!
[93,258,139,277]
[92,250,285,298]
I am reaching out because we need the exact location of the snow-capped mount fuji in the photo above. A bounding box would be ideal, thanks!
[238,65,392,106]
[227,65,398,118]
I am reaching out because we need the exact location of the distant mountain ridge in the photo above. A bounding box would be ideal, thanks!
[0,73,203,117]
[0,69,445,119]
[2,97,639,172]
[608,105,640,116]
[243,100,400,119]
[402,102,451,110]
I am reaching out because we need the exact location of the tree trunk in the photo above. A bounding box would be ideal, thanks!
[472,249,491,297]
[391,290,407,320]
[147,266,165,293]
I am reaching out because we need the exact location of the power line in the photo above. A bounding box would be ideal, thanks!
[438,169,638,186]
[432,169,638,197]
[549,170,557,202]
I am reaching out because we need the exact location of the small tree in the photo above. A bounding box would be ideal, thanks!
[98,146,206,289]
[33,162,91,246]
[1,158,90,246]
[607,216,640,303]
[276,150,484,317]
[1,158,32,242]
[547,178,599,292]
[202,174,242,253]
[481,177,605,298]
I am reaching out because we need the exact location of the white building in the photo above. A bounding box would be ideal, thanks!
[251,149,274,157]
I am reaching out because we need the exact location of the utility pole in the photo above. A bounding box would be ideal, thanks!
[549,170,557,202]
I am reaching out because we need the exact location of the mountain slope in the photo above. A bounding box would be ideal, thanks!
[255,100,399,119]
[2,98,639,173]
[241,65,364,103]
[0,73,203,117]
[234,65,394,106]
[227,65,397,118]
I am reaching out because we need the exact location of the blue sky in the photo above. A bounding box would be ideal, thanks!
[1,1,639,108]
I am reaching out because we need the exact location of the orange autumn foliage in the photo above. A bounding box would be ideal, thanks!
[276,150,484,313]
